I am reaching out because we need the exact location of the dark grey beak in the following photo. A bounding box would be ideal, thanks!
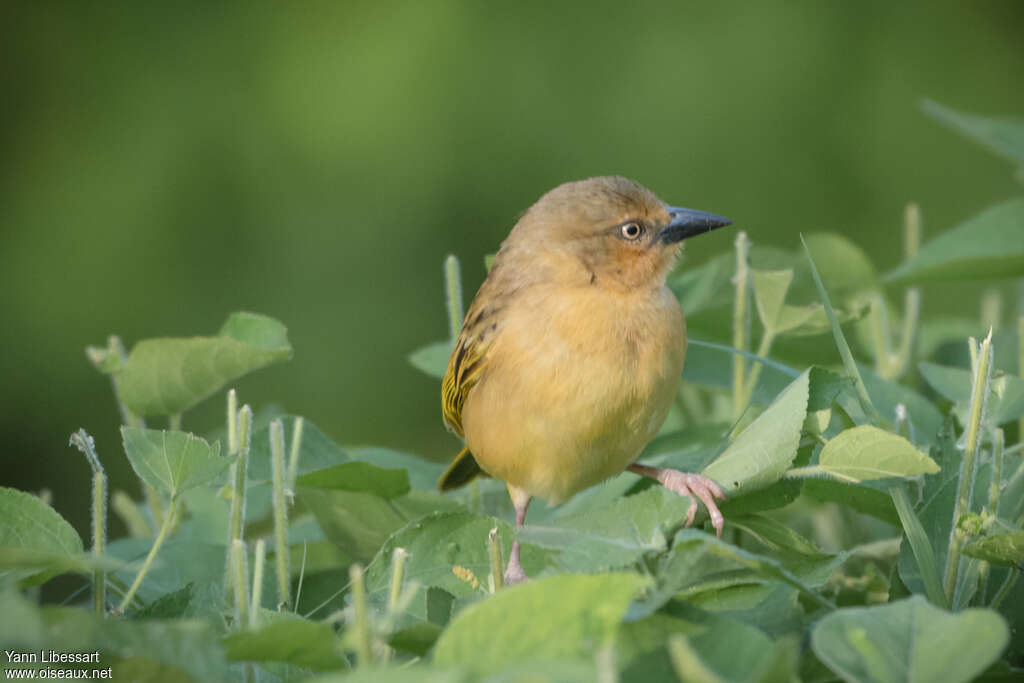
[659,205,733,244]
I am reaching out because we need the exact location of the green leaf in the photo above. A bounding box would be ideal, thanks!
[432,573,646,675]
[116,312,292,416]
[120,428,227,499]
[702,369,809,494]
[886,198,1024,284]
[223,616,346,670]
[808,366,854,412]
[791,425,938,483]
[860,365,943,446]
[922,99,1024,165]
[518,486,695,572]
[0,487,84,585]
[631,531,841,620]
[803,479,900,525]
[964,531,1024,568]
[296,461,410,499]
[668,614,775,683]
[798,233,878,294]
[408,340,450,379]
[811,595,1009,683]
[364,511,547,622]
[751,269,793,334]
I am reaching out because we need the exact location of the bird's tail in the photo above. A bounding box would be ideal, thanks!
[437,445,485,491]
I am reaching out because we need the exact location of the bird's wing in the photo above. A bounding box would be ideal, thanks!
[441,309,493,436]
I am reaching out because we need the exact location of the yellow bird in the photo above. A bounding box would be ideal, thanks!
[439,176,731,583]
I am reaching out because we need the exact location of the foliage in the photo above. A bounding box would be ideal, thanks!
[2,103,1023,681]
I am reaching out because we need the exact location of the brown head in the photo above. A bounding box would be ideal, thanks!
[500,176,732,291]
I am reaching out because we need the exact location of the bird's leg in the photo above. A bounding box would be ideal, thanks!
[627,464,726,537]
[504,485,531,585]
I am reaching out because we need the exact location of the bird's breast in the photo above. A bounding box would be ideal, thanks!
[462,284,686,503]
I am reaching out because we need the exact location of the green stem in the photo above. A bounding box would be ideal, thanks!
[168,413,182,431]
[227,406,253,601]
[944,330,994,604]
[801,235,882,424]
[732,231,751,421]
[231,539,250,628]
[488,527,504,592]
[867,292,893,377]
[890,203,922,379]
[286,416,305,494]
[350,564,372,667]
[111,490,151,538]
[227,389,238,455]
[388,547,408,612]
[119,500,176,612]
[270,419,291,608]
[251,538,266,628]
[445,254,464,344]
[69,430,107,616]
[740,330,776,411]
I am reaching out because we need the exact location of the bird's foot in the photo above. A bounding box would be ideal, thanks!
[503,541,529,585]
[628,465,726,537]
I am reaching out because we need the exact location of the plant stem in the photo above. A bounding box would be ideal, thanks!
[231,539,250,628]
[111,490,151,538]
[286,416,305,495]
[801,235,882,424]
[270,419,291,608]
[119,500,176,612]
[227,406,253,602]
[350,564,372,667]
[445,254,464,344]
[227,389,238,454]
[944,330,994,604]
[70,430,107,616]
[168,413,182,431]
[250,538,266,628]
[732,231,751,421]
[488,527,504,592]
[388,547,408,612]
[889,203,922,379]
[740,329,776,411]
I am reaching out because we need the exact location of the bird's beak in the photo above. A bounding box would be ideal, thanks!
[659,206,733,244]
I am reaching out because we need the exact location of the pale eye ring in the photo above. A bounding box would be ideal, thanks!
[620,222,643,240]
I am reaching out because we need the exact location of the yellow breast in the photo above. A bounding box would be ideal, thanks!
[461,283,686,504]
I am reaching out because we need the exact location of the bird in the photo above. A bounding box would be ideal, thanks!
[438,176,732,583]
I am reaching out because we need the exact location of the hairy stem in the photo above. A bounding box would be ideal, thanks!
[732,231,751,420]
[944,330,994,604]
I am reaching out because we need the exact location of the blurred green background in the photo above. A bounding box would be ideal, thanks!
[2,1,1023,537]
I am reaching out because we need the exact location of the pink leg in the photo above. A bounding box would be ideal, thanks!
[628,464,726,537]
[504,485,531,585]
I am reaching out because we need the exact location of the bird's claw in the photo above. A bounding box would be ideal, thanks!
[658,470,726,537]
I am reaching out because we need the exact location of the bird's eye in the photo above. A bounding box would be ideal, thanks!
[620,222,643,240]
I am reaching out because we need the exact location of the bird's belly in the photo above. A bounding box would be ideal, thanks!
[462,287,685,504]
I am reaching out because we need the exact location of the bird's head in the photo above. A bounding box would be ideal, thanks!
[508,176,732,291]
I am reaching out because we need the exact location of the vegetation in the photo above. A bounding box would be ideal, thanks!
[1,103,1022,682]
